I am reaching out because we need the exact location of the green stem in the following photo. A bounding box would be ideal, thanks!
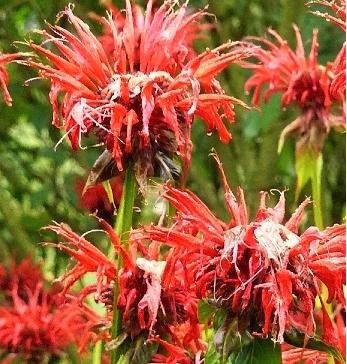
[311,153,323,230]
[92,341,103,364]
[110,168,137,364]
[310,156,332,333]
[114,168,137,239]
[310,154,334,360]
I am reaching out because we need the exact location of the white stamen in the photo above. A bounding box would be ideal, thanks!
[254,220,299,266]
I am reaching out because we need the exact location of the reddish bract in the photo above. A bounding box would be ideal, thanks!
[0,53,21,106]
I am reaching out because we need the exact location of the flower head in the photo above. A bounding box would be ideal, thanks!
[0,53,21,106]
[135,158,346,350]
[0,258,43,300]
[24,1,252,184]
[308,0,346,106]
[46,217,204,362]
[90,1,206,62]
[244,25,344,152]
[0,259,98,362]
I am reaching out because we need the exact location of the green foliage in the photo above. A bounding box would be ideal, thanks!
[198,299,217,324]
[230,338,282,364]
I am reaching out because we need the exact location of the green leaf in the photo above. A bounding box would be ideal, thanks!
[285,331,345,364]
[221,319,243,363]
[130,336,158,364]
[105,333,128,352]
[213,309,228,331]
[198,299,216,324]
[102,180,116,209]
[230,338,282,364]
[295,148,323,228]
[204,340,219,364]
[113,336,158,364]
[116,352,131,364]
[295,148,318,198]
[214,316,253,364]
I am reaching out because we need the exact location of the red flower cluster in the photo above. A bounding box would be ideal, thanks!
[0,53,21,106]
[244,25,344,151]
[135,158,345,351]
[47,217,204,363]
[24,1,253,183]
[0,259,99,362]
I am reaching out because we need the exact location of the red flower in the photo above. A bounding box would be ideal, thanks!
[136,157,346,350]
[90,1,207,61]
[331,43,346,103]
[244,25,344,152]
[24,1,252,182]
[0,53,21,106]
[46,217,204,362]
[309,0,346,106]
[0,258,43,299]
[0,259,99,362]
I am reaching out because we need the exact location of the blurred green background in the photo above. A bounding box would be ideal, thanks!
[0,0,345,265]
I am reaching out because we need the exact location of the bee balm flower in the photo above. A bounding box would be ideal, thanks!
[136,159,345,351]
[25,1,252,184]
[244,25,344,153]
[46,217,204,362]
[0,259,99,362]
